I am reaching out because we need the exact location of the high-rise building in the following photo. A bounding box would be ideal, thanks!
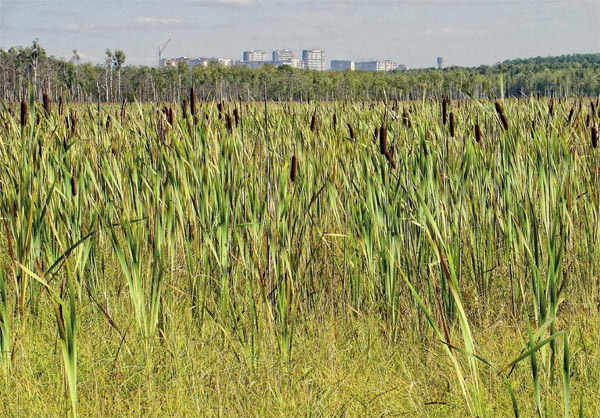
[437,57,444,69]
[160,57,209,69]
[273,49,295,61]
[331,60,355,71]
[243,50,266,62]
[375,60,396,72]
[271,58,305,69]
[355,60,396,72]
[302,49,326,71]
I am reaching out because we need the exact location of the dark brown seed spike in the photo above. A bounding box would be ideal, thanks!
[233,107,239,127]
[495,101,509,131]
[442,97,448,125]
[190,86,196,116]
[379,124,387,155]
[43,93,50,116]
[475,123,481,143]
[226,113,233,134]
[290,155,297,182]
[182,99,188,119]
[20,100,28,127]
[449,112,455,138]
[71,175,78,196]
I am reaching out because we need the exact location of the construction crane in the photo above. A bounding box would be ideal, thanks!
[157,39,171,68]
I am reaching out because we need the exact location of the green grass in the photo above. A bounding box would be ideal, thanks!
[0,96,599,416]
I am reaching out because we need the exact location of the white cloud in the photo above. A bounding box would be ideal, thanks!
[195,0,253,6]
[60,23,96,32]
[131,17,184,28]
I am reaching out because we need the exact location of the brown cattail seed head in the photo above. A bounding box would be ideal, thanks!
[106,115,111,131]
[168,107,174,125]
[495,101,509,131]
[332,113,337,131]
[43,93,50,116]
[347,123,354,139]
[226,113,233,134]
[449,112,455,138]
[475,123,482,143]
[71,175,78,196]
[233,107,239,127]
[442,98,448,125]
[181,99,188,119]
[592,126,598,149]
[567,107,574,124]
[190,87,196,115]
[20,99,28,127]
[379,124,387,155]
[310,113,316,132]
[70,110,77,133]
[290,154,297,182]
[217,102,223,119]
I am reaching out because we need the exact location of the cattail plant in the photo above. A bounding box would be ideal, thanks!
[20,99,28,127]
[475,123,482,143]
[379,124,387,155]
[592,126,598,149]
[43,93,50,116]
[347,122,354,139]
[190,86,196,116]
[495,101,509,131]
[105,115,111,131]
[290,154,297,182]
[71,174,78,196]
[233,107,240,127]
[449,112,455,138]
[181,99,188,120]
[567,106,574,124]
[226,113,233,134]
[217,102,223,119]
[442,97,448,125]
[70,110,77,133]
[310,112,316,132]
[332,113,337,131]
[190,87,197,124]
[58,95,64,116]
[168,107,174,125]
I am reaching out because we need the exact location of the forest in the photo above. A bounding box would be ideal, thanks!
[1,41,598,103]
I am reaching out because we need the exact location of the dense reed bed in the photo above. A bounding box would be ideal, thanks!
[0,93,599,416]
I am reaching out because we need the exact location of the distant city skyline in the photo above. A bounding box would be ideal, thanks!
[1,0,598,69]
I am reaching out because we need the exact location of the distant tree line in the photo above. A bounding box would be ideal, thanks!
[1,41,598,103]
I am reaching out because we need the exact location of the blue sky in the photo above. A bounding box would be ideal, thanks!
[0,0,598,68]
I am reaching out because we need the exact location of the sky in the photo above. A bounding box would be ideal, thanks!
[0,0,598,69]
